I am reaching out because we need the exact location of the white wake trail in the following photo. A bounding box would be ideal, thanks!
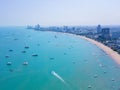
[51,71,78,90]
[51,71,66,84]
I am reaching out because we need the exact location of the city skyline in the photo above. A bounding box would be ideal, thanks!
[0,0,120,26]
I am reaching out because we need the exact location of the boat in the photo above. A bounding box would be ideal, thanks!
[24,46,29,49]
[7,62,12,65]
[32,54,38,57]
[23,62,28,65]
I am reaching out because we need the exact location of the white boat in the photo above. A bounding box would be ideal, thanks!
[23,62,28,65]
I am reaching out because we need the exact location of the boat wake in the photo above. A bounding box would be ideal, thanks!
[51,71,79,90]
[51,71,66,84]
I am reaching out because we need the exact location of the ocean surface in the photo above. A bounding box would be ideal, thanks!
[0,27,120,90]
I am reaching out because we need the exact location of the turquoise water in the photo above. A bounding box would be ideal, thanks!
[0,27,120,90]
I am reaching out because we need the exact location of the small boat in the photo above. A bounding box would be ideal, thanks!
[32,54,38,57]
[88,85,92,88]
[23,62,28,65]
[24,46,29,49]
[9,49,13,52]
[5,55,9,58]
[103,71,106,74]
[49,57,54,60]
[7,62,12,65]
[93,74,98,78]
[14,38,18,40]
[111,78,115,81]
[21,51,26,53]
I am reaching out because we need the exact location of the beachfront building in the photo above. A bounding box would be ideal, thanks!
[101,28,111,40]
[111,32,120,40]
[34,24,40,30]
[63,26,68,32]
[97,25,102,34]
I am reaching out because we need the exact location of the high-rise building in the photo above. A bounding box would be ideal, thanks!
[34,24,40,30]
[97,25,102,34]
[101,28,111,40]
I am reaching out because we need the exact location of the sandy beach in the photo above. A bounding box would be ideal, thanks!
[79,36,120,65]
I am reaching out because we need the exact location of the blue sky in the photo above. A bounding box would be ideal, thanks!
[0,0,120,26]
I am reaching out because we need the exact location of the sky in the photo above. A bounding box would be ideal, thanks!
[0,0,120,26]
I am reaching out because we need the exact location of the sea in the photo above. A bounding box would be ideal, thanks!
[0,27,120,90]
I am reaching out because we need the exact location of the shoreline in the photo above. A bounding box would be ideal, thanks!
[78,36,120,65]
[48,31,120,65]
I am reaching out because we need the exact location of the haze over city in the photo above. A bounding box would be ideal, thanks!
[0,0,120,26]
